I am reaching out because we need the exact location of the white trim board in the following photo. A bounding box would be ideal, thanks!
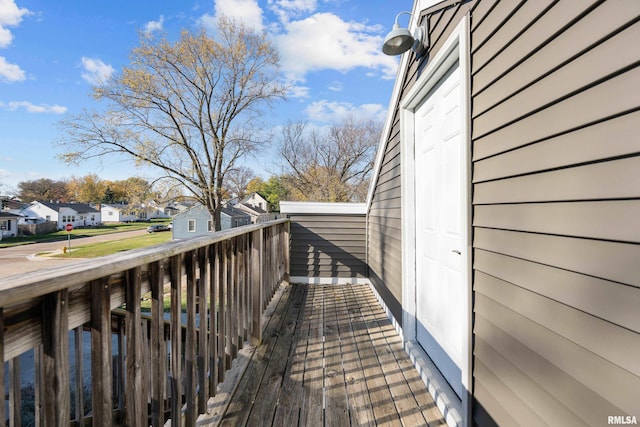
[280,201,366,215]
[399,16,471,427]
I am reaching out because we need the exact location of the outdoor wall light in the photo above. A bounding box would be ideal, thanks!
[382,11,429,56]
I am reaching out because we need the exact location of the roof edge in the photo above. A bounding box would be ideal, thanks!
[280,201,367,215]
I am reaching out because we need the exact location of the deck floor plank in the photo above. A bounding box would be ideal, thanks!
[324,286,350,426]
[217,284,293,426]
[204,283,445,427]
[245,283,305,426]
[338,284,376,427]
[271,284,308,425]
[356,285,432,426]
[301,283,325,426]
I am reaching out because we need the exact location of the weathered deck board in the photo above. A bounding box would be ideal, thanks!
[200,283,446,427]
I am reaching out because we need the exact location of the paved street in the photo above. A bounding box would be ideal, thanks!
[0,229,148,278]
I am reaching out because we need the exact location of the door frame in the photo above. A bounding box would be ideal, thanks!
[399,16,472,426]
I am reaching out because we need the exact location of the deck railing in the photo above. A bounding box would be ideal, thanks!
[0,219,289,426]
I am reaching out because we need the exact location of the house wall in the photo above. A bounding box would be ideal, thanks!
[468,1,640,425]
[220,213,251,230]
[367,0,472,325]
[368,0,640,425]
[173,205,213,240]
[281,202,367,282]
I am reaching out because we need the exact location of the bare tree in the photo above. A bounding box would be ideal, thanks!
[58,16,286,229]
[278,116,381,202]
[224,166,255,200]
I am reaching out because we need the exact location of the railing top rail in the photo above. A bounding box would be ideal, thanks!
[0,219,289,307]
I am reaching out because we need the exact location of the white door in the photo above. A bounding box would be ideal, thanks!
[414,62,464,398]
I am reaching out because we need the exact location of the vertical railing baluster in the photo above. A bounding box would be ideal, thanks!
[170,254,183,427]
[41,289,70,426]
[251,229,264,345]
[284,222,291,284]
[225,239,233,367]
[116,315,125,421]
[90,277,113,426]
[125,266,147,426]
[74,326,84,425]
[185,250,197,425]
[218,241,227,382]
[209,243,218,395]
[150,260,166,427]
[9,356,20,426]
[35,345,43,426]
[197,246,209,413]
[230,237,238,359]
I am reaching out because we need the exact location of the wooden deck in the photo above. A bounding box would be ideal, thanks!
[200,283,446,426]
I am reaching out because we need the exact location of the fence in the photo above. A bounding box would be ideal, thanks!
[0,219,289,426]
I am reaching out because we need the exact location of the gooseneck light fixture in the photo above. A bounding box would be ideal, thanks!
[382,11,429,57]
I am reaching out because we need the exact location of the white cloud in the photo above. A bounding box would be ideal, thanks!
[305,100,386,123]
[274,13,398,84]
[0,0,31,48]
[143,15,164,34]
[288,84,310,98]
[268,0,317,23]
[1,100,67,114]
[214,0,264,31]
[0,55,23,82]
[327,81,342,92]
[80,57,115,85]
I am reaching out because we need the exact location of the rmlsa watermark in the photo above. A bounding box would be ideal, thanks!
[608,415,638,425]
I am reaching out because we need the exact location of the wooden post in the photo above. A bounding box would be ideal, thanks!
[251,229,264,345]
[185,250,197,425]
[198,246,209,412]
[170,254,183,427]
[149,261,166,427]
[90,277,113,426]
[125,266,147,426]
[41,289,71,426]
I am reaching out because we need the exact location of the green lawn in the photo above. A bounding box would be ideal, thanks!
[0,220,169,248]
[53,229,172,258]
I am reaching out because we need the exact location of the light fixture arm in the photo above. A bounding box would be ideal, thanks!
[393,11,412,27]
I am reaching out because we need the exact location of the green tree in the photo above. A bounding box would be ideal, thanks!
[102,186,116,203]
[259,176,288,211]
[58,16,286,230]
[18,178,69,203]
[67,174,106,203]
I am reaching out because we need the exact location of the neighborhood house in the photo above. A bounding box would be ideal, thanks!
[21,201,101,230]
[172,204,251,239]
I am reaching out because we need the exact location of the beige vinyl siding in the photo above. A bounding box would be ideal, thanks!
[470,0,640,425]
[289,214,366,279]
[366,0,473,326]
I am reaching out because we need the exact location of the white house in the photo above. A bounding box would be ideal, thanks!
[99,204,137,223]
[23,201,101,229]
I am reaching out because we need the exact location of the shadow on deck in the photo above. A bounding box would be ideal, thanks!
[199,283,446,427]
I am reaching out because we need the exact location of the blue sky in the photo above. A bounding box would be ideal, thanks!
[0,0,412,192]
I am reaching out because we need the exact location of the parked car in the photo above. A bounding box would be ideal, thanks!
[146,224,170,233]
